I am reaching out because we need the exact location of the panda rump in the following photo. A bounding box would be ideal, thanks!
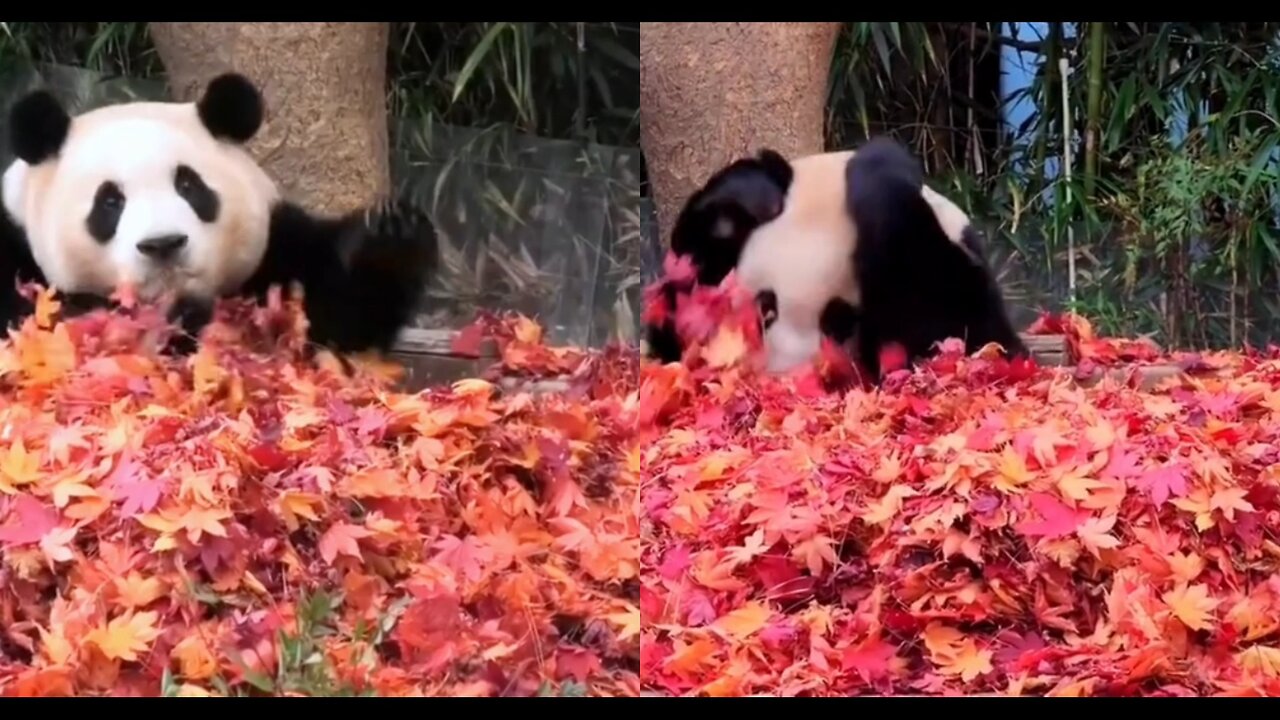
[841,136,1027,379]
[644,136,1027,379]
[0,72,439,356]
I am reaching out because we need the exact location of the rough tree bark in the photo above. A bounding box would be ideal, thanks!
[149,22,391,216]
[639,22,842,243]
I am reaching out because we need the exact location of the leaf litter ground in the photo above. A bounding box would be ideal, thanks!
[0,285,639,697]
[640,266,1280,697]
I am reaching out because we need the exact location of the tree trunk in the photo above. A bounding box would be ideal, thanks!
[639,22,841,244]
[149,22,391,216]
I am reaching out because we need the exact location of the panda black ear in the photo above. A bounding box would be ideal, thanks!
[9,89,70,165]
[197,72,263,144]
[755,148,793,191]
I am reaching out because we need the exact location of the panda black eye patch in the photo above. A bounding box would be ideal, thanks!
[174,164,220,223]
[86,181,125,243]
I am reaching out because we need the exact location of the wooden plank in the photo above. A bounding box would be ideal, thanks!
[1070,363,1184,392]
[389,352,490,392]
[393,327,498,358]
[1019,332,1070,367]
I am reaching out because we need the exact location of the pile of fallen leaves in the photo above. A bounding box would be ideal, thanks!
[0,285,639,697]
[640,265,1280,697]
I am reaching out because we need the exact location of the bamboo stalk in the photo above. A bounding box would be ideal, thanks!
[1083,22,1106,199]
[1059,55,1077,305]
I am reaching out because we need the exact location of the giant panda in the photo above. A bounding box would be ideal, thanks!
[0,72,438,356]
[644,135,1028,381]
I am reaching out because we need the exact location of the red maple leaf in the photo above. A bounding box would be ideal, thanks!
[555,647,603,683]
[1015,492,1089,539]
[841,637,898,684]
[450,320,487,358]
[433,534,494,583]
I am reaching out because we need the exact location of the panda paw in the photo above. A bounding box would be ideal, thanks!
[347,197,439,285]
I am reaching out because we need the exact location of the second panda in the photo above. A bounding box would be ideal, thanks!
[645,136,1028,381]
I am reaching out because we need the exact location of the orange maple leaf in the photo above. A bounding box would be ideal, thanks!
[711,602,773,641]
[84,611,162,662]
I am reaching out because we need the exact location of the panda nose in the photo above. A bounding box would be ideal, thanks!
[137,234,187,261]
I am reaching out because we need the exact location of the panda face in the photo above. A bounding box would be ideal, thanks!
[3,79,279,304]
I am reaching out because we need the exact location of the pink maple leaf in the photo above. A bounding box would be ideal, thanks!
[1015,492,1089,539]
[1102,446,1143,481]
[659,545,692,581]
[0,496,60,546]
[1138,462,1188,507]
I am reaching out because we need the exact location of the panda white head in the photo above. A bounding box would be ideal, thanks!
[2,73,280,304]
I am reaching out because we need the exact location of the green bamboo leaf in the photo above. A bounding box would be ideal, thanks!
[870,25,893,74]
[887,22,902,49]
[451,22,511,104]
[591,34,639,71]
[1242,131,1280,196]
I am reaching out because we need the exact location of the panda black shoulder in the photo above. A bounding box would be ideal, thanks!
[244,197,440,354]
[0,202,44,331]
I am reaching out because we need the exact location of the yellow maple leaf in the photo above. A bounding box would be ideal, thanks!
[1057,473,1109,505]
[790,534,838,576]
[48,471,99,508]
[871,451,905,484]
[860,484,917,526]
[1166,551,1204,584]
[85,611,162,662]
[1237,645,1280,679]
[37,626,75,665]
[697,448,751,483]
[0,438,43,492]
[936,640,995,682]
[1209,487,1255,522]
[994,446,1034,490]
[712,602,772,641]
[32,287,60,329]
[1162,582,1220,631]
[1083,418,1117,450]
[1031,424,1069,467]
[702,326,747,369]
[277,491,324,532]
[1228,596,1280,642]
[178,506,231,543]
[921,621,966,661]
[1170,487,1217,531]
[604,604,640,643]
[922,621,994,682]
[113,571,167,609]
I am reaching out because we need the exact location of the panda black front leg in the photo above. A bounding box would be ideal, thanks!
[322,197,440,353]
[162,297,215,356]
[343,197,439,283]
